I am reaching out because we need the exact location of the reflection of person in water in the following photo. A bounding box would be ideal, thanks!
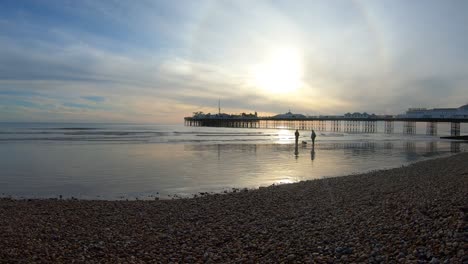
[310,149,315,160]
[311,129,317,148]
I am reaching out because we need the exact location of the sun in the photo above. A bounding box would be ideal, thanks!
[250,47,304,94]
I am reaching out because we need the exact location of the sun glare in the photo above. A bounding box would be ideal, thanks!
[250,47,304,94]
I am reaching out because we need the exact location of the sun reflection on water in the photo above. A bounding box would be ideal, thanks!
[276,129,293,143]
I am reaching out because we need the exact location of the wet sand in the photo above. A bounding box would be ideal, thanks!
[1,153,467,263]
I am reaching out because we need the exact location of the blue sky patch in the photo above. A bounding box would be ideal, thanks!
[81,96,105,102]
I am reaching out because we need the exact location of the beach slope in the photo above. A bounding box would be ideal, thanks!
[1,153,467,263]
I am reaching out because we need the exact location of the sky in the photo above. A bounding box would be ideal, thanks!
[0,0,467,123]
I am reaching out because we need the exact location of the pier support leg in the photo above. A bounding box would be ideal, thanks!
[371,121,376,133]
[344,121,360,133]
[318,120,326,131]
[331,120,340,132]
[354,121,360,133]
[345,121,353,133]
[362,121,376,133]
[384,121,394,134]
[426,122,437,136]
[363,121,368,133]
[403,121,416,134]
[451,122,460,136]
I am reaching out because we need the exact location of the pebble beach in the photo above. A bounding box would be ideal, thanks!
[1,153,467,263]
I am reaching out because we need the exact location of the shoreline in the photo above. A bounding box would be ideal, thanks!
[1,148,465,202]
[1,153,467,262]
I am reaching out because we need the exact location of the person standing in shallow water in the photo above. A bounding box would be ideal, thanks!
[294,129,299,156]
[311,129,317,148]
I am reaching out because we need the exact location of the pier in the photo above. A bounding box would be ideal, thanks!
[184,115,467,136]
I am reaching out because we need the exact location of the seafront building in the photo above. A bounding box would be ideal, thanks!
[191,111,258,119]
[401,104,468,119]
[344,112,377,118]
[273,111,306,119]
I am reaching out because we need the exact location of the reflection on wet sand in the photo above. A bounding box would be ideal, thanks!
[426,141,437,153]
[2,122,468,200]
[294,143,299,157]
[384,142,394,149]
[451,141,461,153]
[405,141,416,152]
[2,139,465,199]
[310,150,315,160]
[184,141,464,163]
[185,143,312,155]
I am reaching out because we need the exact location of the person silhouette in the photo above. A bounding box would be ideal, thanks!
[311,129,317,148]
[294,129,299,156]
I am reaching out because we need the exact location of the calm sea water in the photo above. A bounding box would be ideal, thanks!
[0,122,467,200]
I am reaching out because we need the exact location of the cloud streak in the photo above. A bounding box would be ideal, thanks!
[0,0,467,122]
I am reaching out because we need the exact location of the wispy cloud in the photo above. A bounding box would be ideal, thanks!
[0,0,467,122]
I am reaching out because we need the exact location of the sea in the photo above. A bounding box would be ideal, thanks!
[0,122,467,200]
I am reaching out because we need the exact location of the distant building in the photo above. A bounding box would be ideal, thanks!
[344,112,377,118]
[241,112,258,118]
[402,104,468,119]
[273,111,306,119]
[191,111,258,119]
[192,111,206,118]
